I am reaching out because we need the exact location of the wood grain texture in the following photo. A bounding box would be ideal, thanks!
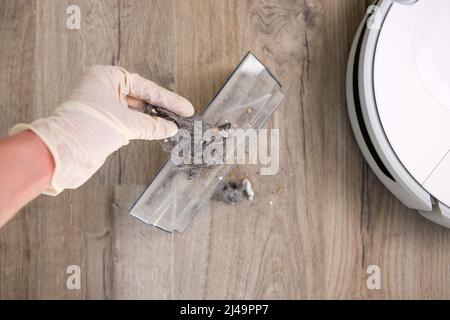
[1,0,450,300]
[0,0,37,300]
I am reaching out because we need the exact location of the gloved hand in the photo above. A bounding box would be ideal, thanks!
[10,65,194,195]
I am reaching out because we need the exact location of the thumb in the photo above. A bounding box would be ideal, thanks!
[128,110,179,141]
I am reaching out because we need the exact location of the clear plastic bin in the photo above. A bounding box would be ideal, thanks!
[129,52,285,233]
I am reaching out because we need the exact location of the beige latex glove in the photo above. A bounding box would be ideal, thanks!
[10,65,194,195]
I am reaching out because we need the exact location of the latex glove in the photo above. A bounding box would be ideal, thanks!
[10,65,194,195]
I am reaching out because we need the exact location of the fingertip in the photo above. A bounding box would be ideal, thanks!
[179,99,195,117]
[164,96,195,117]
[166,121,179,138]
[130,74,195,117]
[153,117,179,140]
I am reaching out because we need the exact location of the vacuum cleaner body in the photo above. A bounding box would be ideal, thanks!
[347,0,450,227]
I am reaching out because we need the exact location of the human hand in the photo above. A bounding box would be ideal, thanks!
[10,65,194,195]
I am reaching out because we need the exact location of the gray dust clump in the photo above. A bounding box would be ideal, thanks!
[214,181,245,205]
[143,104,198,131]
[144,104,230,180]
[214,179,255,205]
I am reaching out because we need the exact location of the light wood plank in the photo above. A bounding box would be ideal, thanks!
[0,0,119,299]
[109,0,178,299]
[0,0,37,300]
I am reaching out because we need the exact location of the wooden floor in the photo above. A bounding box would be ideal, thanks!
[1,0,450,300]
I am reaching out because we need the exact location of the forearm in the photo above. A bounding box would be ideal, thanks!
[0,130,54,228]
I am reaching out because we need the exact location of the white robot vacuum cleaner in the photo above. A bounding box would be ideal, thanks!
[347,0,450,228]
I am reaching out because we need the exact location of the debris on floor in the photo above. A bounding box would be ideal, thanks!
[214,181,245,204]
[242,178,255,201]
[214,178,255,205]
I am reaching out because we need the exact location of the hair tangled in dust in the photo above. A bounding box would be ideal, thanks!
[144,104,226,180]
